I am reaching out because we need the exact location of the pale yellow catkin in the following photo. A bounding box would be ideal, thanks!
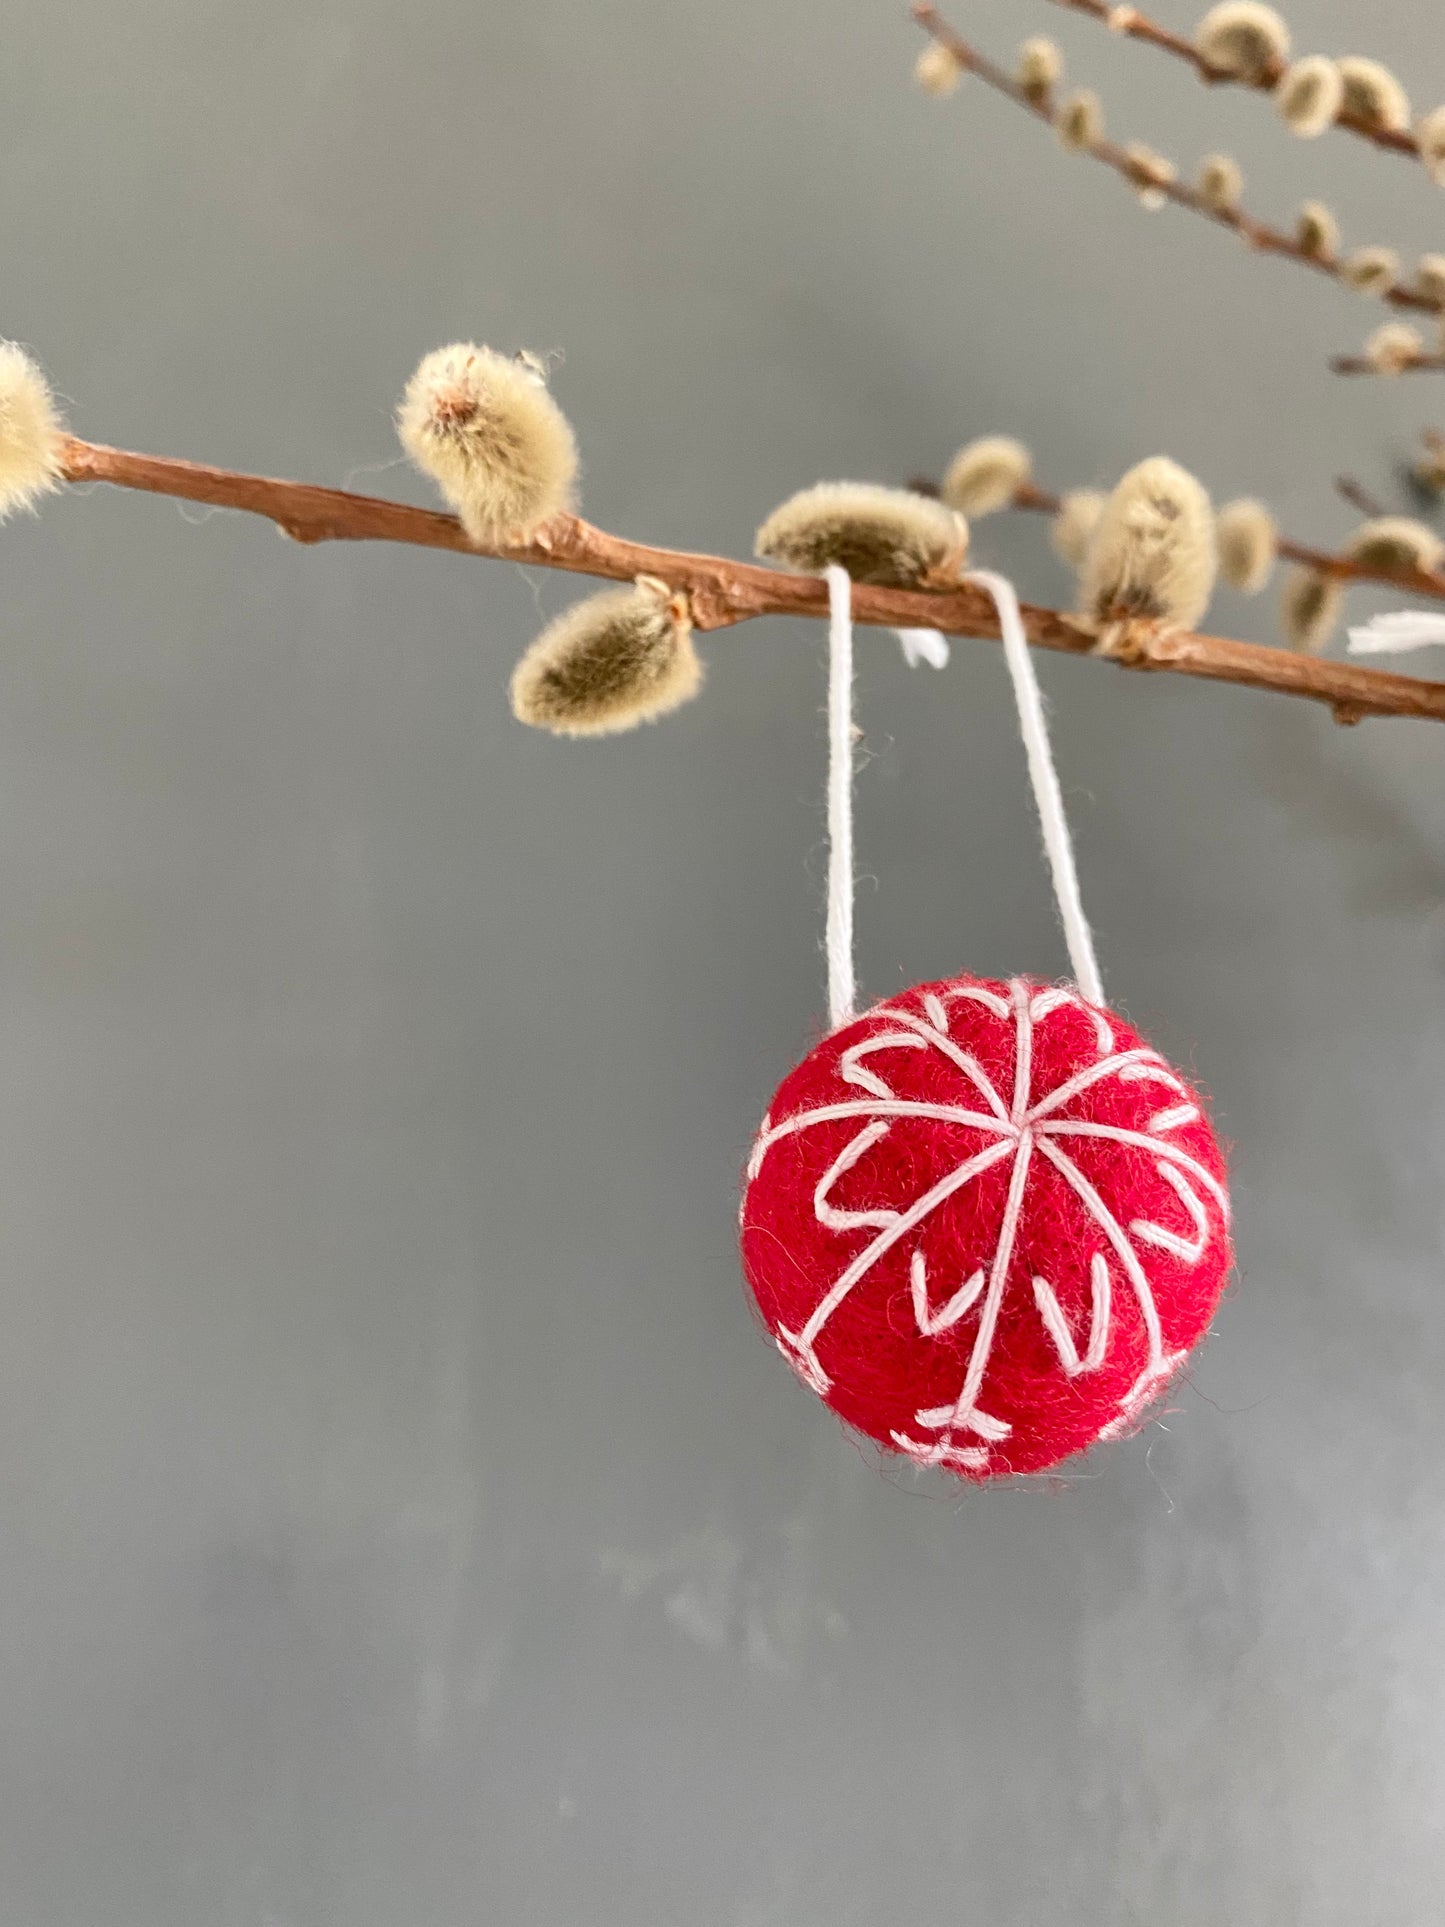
[1196,153,1243,214]
[1296,200,1340,259]
[1193,2,1290,80]
[1123,143,1176,210]
[1346,517,1445,576]
[0,343,64,518]
[755,482,967,588]
[1079,456,1217,630]
[1281,568,1342,652]
[941,436,1032,517]
[1215,498,1277,592]
[397,343,578,543]
[1057,90,1104,153]
[915,42,962,97]
[1275,56,1344,138]
[1363,322,1425,375]
[1415,254,1445,305]
[1018,36,1063,103]
[1417,105,1445,186]
[1051,490,1107,570]
[509,580,702,738]
[1340,245,1399,295]
[1415,443,1445,494]
[1336,56,1411,132]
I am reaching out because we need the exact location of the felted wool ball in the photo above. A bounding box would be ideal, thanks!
[740,975,1231,1479]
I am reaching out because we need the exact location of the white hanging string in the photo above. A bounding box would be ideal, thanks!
[820,563,1104,1027]
[824,564,857,1028]
[966,569,1104,1007]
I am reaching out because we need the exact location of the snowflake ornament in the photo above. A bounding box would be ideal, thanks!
[740,974,1232,1479]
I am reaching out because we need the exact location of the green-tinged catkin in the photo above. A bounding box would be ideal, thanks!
[510,579,702,737]
[755,482,967,588]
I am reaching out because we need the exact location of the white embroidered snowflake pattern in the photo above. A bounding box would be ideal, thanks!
[745,978,1230,1472]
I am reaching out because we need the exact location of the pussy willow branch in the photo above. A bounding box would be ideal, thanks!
[56,437,1445,725]
[911,7,1438,315]
[1043,0,1423,162]
[1005,478,1445,600]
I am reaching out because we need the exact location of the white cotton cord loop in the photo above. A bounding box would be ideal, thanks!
[824,565,857,1030]
[967,569,1105,1009]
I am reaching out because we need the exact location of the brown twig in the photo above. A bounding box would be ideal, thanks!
[55,436,1445,725]
[1336,475,1387,518]
[911,6,1438,315]
[1043,0,1424,162]
[1332,352,1445,374]
[992,476,1445,602]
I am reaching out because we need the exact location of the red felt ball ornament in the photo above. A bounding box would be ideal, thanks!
[738,565,1235,1480]
[740,973,1231,1479]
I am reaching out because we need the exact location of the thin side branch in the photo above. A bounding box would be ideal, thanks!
[1335,475,1388,518]
[1044,0,1423,162]
[57,437,1445,725]
[912,7,1438,315]
[1005,477,1445,600]
[1332,351,1445,375]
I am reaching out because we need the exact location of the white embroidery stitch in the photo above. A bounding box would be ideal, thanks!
[1034,1252,1112,1376]
[910,1248,985,1335]
[1130,1160,1209,1262]
[746,977,1227,1464]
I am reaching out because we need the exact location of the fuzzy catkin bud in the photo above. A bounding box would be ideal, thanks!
[1281,568,1341,653]
[1336,56,1410,132]
[1346,517,1445,577]
[1415,439,1445,494]
[1417,106,1445,186]
[510,579,701,737]
[1415,254,1445,305]
[0,343,64,519]
[1057,90,1104,153]
[1051,490,1107,570]
[397,343,578,543]
[1363,322,1424,375]
[1123,143,1176,210]
[915,42,962,97]
[1017,36,1063,103]
[1340,245,1397,295]
[1196,153,1243,214]
[1275,56,1344,138]
[1215,499,1277,592]
[1079,456,1217,630]
[1193,3,1289,81]
[755,482,966,588]
[941,436,1032,517]
[1296,200,1339,260]
[1340,245,1399,296]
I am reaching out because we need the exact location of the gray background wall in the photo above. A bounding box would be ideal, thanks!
[4,1,1445,1921]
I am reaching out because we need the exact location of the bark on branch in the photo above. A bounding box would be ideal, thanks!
[56,436,1445,725]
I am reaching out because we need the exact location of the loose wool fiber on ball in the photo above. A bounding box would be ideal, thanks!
[740,975,1231,1480]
